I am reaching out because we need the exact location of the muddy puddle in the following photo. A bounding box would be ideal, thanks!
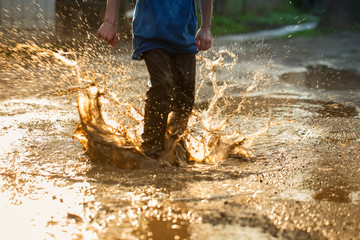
[1,33,360,239]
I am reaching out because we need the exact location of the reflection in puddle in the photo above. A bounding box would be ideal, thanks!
[314,187,351,203]
[190,223,278,240]
[94,198,197,239]
[279,65,360,90]
[147,217,189,240]
[145,206,190,240]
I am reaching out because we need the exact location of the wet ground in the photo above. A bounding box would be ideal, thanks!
[1,32,360,239]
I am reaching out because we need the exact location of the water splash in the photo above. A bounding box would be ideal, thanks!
[73,83,150,169]
[5,42,274,168]
[63,47,274,167]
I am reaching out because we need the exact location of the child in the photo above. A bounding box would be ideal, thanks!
[98,0,213,160]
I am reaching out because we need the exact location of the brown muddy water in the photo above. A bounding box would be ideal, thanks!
[1,33,360,240]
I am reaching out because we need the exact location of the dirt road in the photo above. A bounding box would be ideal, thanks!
[1,32,360,239]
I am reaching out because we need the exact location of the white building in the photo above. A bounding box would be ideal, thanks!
[1,0,55,29]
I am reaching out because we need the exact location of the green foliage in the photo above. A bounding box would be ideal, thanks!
[211,15,250,36]
[352,25,360,32]
[211,0,320,36]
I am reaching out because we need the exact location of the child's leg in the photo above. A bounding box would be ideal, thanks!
[141,49,173,159]
[168,52,196,136]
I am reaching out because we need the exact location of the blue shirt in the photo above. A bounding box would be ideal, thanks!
[132,0,198,60]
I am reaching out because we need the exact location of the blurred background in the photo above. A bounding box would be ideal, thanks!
[1,0,360,44]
